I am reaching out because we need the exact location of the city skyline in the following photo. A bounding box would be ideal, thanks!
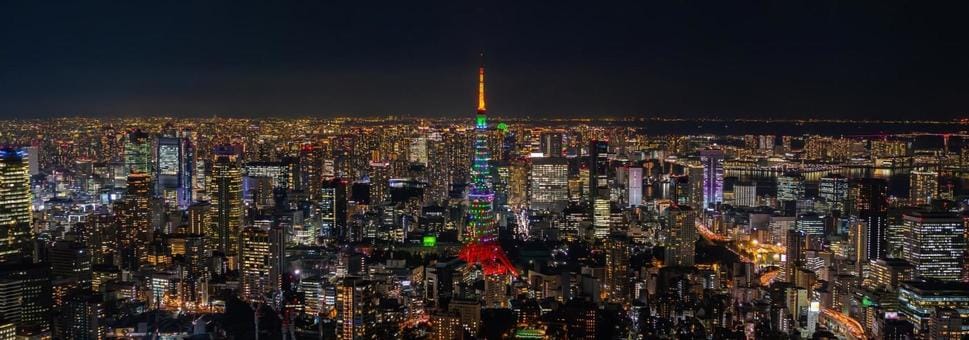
[2,1,969,339]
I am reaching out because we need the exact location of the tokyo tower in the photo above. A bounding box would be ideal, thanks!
[458,55,518,276]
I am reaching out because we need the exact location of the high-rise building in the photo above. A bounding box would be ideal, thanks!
[699,149,723,210]
[0,262,52,334]
[117,173,151,269]
[593,198,611,239]
[852,178,888,262]
[777,173,805,203]
[207,147,243,265]
[819,174,849,211]
[785,230,804,284]
[529,157,568,212]
[240,227,270,302]
[733,181,757,207]
[156,136,183,207]
[409,136,429,165]
[588,140,609,201]
[321,178,348,240]
[604,235,630,303]
[368,161,390,205]
[665,206,697,267]
[540,132,563,158]
[898,281,969,336]
[123,129,151,175]
[0,148,32,263]
[268,225,286,295]
[626,166,643,207]
[336,277,377,340]
[909,169,939,206]
[901,211,965,281]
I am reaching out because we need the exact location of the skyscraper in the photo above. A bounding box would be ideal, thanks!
[909,169,939,206]
[529,157,568,212]
[626,166,643,207]
[336,277,377,340]
[665,206,697,267]
[207,147,243,266]
[852,178,888,262]
[539,132,563,158]
[819,174,849,211]
[901,211,965,281]
[588,140,609,202]
[699,149,723,210]
[240,227,270,302]
[156,136,183,207]
[777,173,805,203]
[0,148,31,263]
[321,178,348,240]
[733,181,757,207]
[123,129,151,175]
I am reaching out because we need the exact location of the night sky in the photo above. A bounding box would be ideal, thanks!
[0,1,966,119]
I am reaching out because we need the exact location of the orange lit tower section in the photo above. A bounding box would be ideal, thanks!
[458,55,518,276]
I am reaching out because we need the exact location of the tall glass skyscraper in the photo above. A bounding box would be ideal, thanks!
[699,149,723,210]
[0,148,31,263]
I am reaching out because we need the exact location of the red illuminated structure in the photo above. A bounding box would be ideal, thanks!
[458,55,518,276]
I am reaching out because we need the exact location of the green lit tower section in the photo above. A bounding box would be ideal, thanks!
[459,56,517,276]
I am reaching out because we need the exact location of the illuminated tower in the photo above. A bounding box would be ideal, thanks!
[699,149,723,210]
[0,148,32,263]
[458,55,518,277]
[124,129,151,175]
[207,147,243,267]
[240,226,270,302]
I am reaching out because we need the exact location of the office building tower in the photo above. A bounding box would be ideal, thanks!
[909,169,939,206]
[368,161,390,205]
[0,262,52,334]
[540,132,563,158]
[786,230,804,284]
[529,157,568,212]
[685,165,704,209]
[268,225,286,294]
[898,281,969,335]
[117,173,151,269]
[593,198,611,239]
[409,136,429,165]
[626,166,643,207]
[55,293,104,340]
[207,148,243,264]
[123,129,151,175]
[777,173,805,203]
[156,136,183,207]
[299,145,325,200]
[902,211,965,281]
[0,149,32,263]
[240,227,270,302]
[588,140,609,201]
[665,206,697,267]
[336,277,377,340]
[321,178,348,239]
[819,174,849,211]
[852,178,888,261]
[733,181,757,207]
[604,235,631,303]
[699,149,723,210]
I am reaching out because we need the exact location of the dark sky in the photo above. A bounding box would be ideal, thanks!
[0,1,966,119]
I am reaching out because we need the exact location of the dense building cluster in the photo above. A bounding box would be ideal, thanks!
[2,91,969,338]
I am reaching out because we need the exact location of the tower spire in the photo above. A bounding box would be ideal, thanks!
[477,52,486,114]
